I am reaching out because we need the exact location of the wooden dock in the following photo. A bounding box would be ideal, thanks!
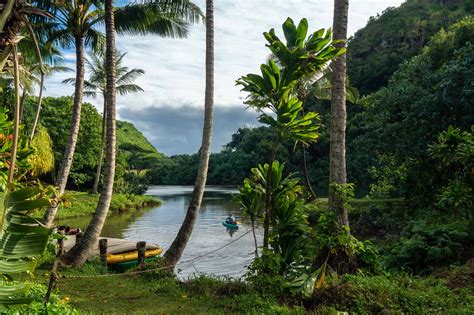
[63,235,160,256]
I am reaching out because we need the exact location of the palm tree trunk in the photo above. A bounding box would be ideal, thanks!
[29,72,44,144]
[301,144,317,201]
[251,218,258,258]
[92,95,107,194]
[329,0,350,227]
[42,36,85,227]
[26,18,45,145]
[164,0,214,267]
[60,0,116,267]
[7,44,20,184]
[18,89,26,124]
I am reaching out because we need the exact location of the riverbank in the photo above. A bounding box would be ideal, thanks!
[55,191,161,219]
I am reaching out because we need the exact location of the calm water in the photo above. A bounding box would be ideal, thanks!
[64,185,262,278]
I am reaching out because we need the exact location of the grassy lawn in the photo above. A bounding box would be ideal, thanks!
[0,191,161,224]
[57,191,161,219]
[35,258,473,314]
[37,259,299,315]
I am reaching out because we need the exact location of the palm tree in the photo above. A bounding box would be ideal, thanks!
[7,45,20,184]
[329,0,350,227]
[63,51,144,194]
[164,0,214,267]
[60,0,116,267]
[41,0,105,227]
[42,0,203,227]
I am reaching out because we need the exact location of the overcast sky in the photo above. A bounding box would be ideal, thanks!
[44,0,405,155]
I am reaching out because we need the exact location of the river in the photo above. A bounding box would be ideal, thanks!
[65,185,263,278]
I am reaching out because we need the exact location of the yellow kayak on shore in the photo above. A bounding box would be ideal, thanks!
[106,248,163,264]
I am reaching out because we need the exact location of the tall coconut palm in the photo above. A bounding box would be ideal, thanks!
[63,51,144,194]
[60,0,116,267]
[41,0,203,227]
[329,0,350,227]
[40,0,105,227]
[164,0,214,267]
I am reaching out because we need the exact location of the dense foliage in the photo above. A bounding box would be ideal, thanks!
[347,0,474,95]
[352,17,474,203]
[22,96,161,193]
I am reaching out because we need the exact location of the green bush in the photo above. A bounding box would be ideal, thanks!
[384,220,472,274]
[308,272,474,314]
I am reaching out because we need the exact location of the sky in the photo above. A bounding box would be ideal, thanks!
[44,0,405,156]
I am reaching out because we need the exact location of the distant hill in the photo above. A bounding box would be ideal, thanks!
[116,121,161,158]
[348,0,474,95]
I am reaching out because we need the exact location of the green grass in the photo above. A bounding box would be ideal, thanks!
[55,191,161,219]
[34,258,473,314]
[0,191,160,220]
[37,260,300,315]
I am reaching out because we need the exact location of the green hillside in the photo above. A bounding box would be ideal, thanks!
[116,120,160,156]
[348,0,474,95]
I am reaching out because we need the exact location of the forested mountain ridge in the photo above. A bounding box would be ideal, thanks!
[348,0,474,95]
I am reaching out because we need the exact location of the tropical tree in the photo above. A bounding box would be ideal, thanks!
[60,0,117,267]
[163,0,214,268]
[329,0,350,227]
[40,0,106,227]
[237,18,345,248]
[42,0,203,227]
[63,51,144,194]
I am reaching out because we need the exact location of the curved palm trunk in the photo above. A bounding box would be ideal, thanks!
[7,45,20,184]
[164,0,214,267]
[29,72,44,144]
[60,0,116,267]
[26,18,45,144]
[42,36,85,227]
[92,96,107,194]
[329,0,350,227]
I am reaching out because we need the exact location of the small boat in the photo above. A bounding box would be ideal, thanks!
[109,255,162,273]
[106,248,163,264]
[222,220,239,229]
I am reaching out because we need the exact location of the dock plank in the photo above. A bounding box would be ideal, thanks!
[63,235,160,255]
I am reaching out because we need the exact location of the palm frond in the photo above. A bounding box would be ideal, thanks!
[115,0,203,37]
[116,83,144,95]
[116,68,145,86]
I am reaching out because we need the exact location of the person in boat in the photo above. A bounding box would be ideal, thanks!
[226,213,236,225]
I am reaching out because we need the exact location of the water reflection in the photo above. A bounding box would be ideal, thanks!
[61,185,263,278]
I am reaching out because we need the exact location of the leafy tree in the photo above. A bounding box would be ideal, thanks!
[28,125,54,177]
[237,17,342,248]
[428,126,473,219]
[24,96,101,188]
